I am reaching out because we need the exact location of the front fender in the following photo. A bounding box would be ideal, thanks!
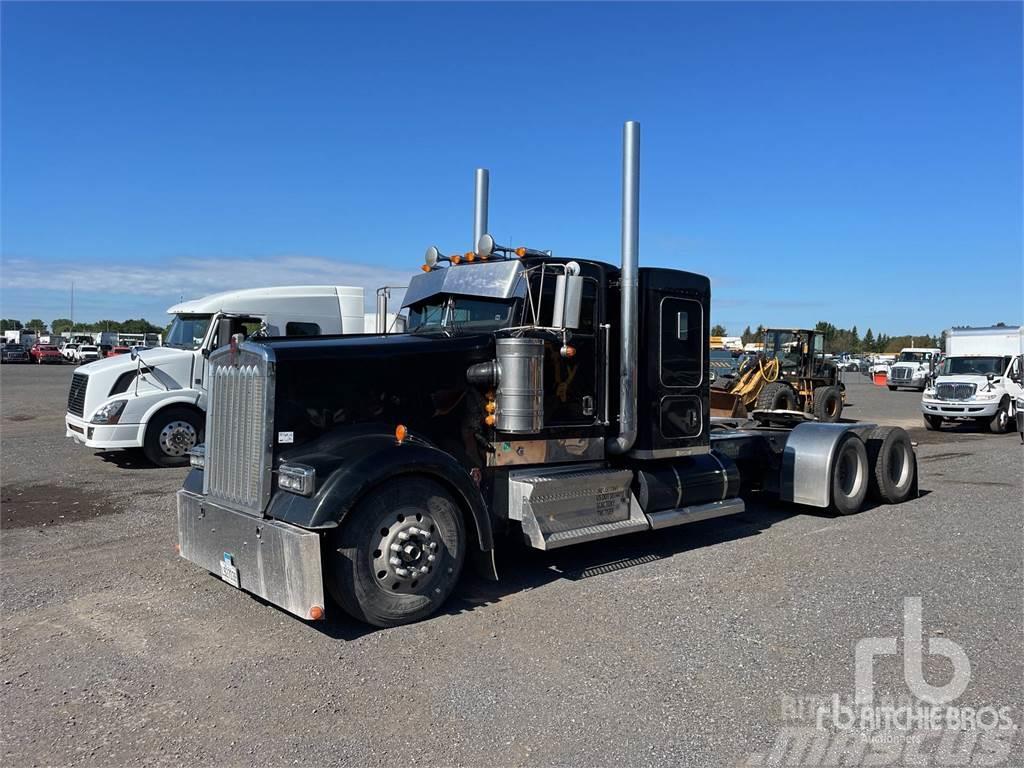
[268,432,494,554]
[119,389,203,425]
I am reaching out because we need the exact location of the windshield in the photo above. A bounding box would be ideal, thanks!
[897,351,931,363]
[939,357,1009,376]
[408,297,514,333]
[164,314,212,349]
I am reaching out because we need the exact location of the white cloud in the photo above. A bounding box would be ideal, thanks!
[0,255,414,316]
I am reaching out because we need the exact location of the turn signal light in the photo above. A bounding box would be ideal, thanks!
[309,605,324,621]
[395,424,408,444]
[485,401,496,414]
[515,247,527,258]
[421,264,431,272]
[484,414,496,427]
[562,345,577,358]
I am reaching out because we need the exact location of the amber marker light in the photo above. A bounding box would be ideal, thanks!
[395,424,408,444]
[484,414,496,427]
[309,605,324,621]
[451,254,462,265]
[421,264,431,272]
[515,247,527,258]
[464,251,476,262]
[485,401,496,414]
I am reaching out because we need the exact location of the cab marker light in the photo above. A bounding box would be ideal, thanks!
[309,605,324,621]
[395,424,408,444]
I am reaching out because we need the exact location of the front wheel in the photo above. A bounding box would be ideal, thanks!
[989,398,1011,434]
[142,407,202,467]
[887,386,897,392]
[923,414,943,431]
[327,477,466,627]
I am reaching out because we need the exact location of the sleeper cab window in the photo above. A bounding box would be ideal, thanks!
[286,322,321,337]
[660,296,702,388]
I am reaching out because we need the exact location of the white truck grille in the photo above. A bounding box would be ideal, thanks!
[203,345,275,514]
[889,366,913,382]
[935,383,976,401]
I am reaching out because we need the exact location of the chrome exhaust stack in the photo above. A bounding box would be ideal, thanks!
[473,168,489,253]
[607,120,640,455]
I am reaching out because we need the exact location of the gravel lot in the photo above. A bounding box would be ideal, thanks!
[2,363,1021,767]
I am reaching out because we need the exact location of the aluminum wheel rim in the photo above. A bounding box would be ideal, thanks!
[887,443,911,489]
[837,449,864,498]
[371,506,442,595]
[159,420,197,457]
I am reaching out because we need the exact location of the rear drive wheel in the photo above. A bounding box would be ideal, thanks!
[989,398,1011,434]
[142,407,202,467]
[830,435,869,515]
[813,385,843,423]
[865,427,915,503]
[756,381,798,412]
[923,415,943,431]
[327,477,466,627]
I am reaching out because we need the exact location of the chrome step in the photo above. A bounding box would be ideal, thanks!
[646,498,745,530]
[508,465,649,551]
[543,516,650,549]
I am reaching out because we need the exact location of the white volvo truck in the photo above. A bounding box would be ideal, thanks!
[65,285,369,466]
[886,347,941,391]
[921,325,1024,433]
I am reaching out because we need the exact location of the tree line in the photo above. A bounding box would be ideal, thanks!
[730,323,945,354]
[0,318,164,335]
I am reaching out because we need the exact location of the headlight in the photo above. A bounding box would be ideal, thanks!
[912,369,927,378]
[189,444,206,470]
[278,463,316,496]
[975,391,998,401]
[90,400,127,424]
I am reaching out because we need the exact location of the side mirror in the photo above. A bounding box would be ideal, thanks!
[552,263,583,330]
[217,317,234,350]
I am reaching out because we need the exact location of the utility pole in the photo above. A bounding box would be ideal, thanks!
[70,281,75,327]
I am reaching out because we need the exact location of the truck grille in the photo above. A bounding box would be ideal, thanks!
[67,373,88,417]
[935,383,976,401]
[203,345,275,514]
[889,366,912,381]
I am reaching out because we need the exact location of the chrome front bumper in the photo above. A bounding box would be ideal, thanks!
[176,490,325,620]
[921,399,999,418]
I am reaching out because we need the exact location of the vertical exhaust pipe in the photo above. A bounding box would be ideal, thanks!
[473,168,489,251]
[607,120,640,455]
[375,287,390,333]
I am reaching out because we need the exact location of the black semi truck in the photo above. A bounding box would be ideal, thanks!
[177,122,918,627]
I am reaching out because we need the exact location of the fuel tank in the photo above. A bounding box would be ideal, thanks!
[632,452,741,514]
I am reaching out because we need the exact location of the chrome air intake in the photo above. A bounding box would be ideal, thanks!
[495,337,544,433]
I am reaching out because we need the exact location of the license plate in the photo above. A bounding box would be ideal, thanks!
[220,553,240,588]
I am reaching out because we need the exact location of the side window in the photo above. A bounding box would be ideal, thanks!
[577,278,597,333]
[286,322,321,337]
[1008,356,1020,381]
[660,296,702,388]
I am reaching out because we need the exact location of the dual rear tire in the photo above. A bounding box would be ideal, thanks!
[831,427,915,514]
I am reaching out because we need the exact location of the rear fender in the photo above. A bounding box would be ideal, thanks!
[780,422,880,508]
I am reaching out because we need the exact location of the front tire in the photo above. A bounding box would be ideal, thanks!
[142,407,202,467]
[989,398,1011,434]
[887,386,897,392]
[756,381,798,412]
[923,414,943,431]
[327,477,466,627]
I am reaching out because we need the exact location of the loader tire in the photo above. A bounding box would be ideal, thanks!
[755,382,797,412]
[865,426,915,504]
[813,386,843,423]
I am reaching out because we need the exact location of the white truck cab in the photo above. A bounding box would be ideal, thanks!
[886,347,941,391]
[921,326,1024,433]
[65,285,368,466]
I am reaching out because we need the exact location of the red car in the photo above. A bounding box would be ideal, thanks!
[29,344,63,364]
[107,346,132,356]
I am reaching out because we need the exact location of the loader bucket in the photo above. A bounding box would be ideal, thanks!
[710,388,747,419]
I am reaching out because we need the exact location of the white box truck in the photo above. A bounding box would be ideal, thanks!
[65,285,373,466]
[921,325,1024,433]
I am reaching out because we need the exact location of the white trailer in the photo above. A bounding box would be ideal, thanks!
[65,285,367,466]
[921,326,1024,432]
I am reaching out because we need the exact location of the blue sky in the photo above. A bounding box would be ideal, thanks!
[2,1,1021,336]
